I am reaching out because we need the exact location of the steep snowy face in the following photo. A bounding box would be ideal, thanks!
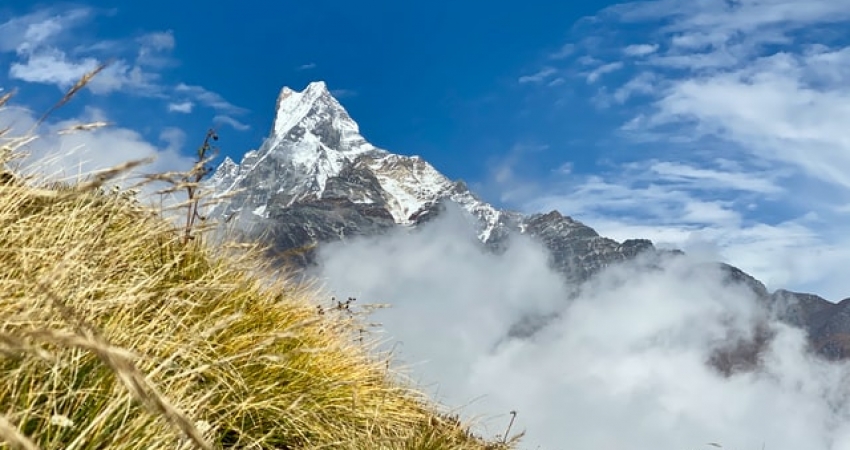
[207,156,239,191]
[447,184,508,242]
[205,81,386,219]
[351,153,507,241]
[270,81,377,165]
[356,154,454,223]
[262,81,383,194]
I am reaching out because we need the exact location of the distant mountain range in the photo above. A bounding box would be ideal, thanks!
[203,81,850,367]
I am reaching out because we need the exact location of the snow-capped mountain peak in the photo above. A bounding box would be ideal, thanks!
[274,81,343,138]
[206,82,391,219]
[205,82,504,238]
[267,81,380,181]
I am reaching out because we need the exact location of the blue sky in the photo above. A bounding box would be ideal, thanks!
[2,0,850,299]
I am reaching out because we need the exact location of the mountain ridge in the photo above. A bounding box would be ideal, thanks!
[204,81,850,362]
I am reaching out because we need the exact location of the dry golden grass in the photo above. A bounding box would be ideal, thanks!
[0,79,518,449]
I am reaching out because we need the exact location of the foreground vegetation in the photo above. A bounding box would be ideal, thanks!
[0,84,517,449]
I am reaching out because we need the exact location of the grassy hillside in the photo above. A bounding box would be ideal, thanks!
[0,123,517,447]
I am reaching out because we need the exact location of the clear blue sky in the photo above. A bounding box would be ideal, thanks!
[4,1,624,181]
[2,0,850,298]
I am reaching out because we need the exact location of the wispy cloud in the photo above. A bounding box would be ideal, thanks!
[612,71,657,103]
[297,62,317,70]
[503,0,850,300]
[0,7,163,94]
[167,101,194,113]
[488,142,549,186]
[0,7,92,53]
[623,43,659,56]
[645,50,850,189]
[647,161,784,194]
[486,112,848,293]
[137,30,174,52]
[9,49,99,87]
[518,67,557,84]
[548,42,575,60]
[0,6,246,116]
[586,61,624,83]
[213,114,250,131]
[159,126,186,153]
[136,30,176,68]
[610,0,850,51]
[330,88,357,98]
[174,83,247,115]
[499,150,849,297]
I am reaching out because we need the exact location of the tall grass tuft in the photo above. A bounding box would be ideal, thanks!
[0,75,517,449]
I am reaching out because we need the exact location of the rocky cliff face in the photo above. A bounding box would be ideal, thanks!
[204,81,848,363]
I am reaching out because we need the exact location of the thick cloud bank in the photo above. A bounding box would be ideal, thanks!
[313,206,850,450]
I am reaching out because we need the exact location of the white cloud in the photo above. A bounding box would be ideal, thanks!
[9,48,99,87]
[314,206,850,449]
[167,101,194,114]
[613,71,657,103]
[553,161,573,175]
[548,43,575,60]
[586,61,624,83]
[89,60,163,95]
[0,103,194,205]
[647,49,850,190]
[137,30,174,52]
[176,83,247,115]
[20,18,64,51]
[647,161,784,194]
[609,0,850,39]
[486,143,549,190]
[0,7,92,54]
[8,50,162,95]
[607,0,850,72]
[330,88,357,98]
[0,7,159,94]
[0,7,244,118]
[623,43,660,56]
[213,114,250,131]
[297,62,317,70]
[522,172,742,227]
[159,127,186,154]
[508,0,850,301]
[518,67,557,84]
[136,30,176,68]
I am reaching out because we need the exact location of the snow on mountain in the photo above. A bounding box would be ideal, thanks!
[358,154,453,222]
[268,81,379,177]
[207,156,239,192]
[449,188,508,242]
[205,81,504,239]
[205,81,382,218]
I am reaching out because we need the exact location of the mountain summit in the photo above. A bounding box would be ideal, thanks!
[205,82,850,362]
[208,80,383,215]
[206,81,509,239]
[270,81,379,169]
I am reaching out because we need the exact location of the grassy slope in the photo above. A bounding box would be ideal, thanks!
[0,150,515,449]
